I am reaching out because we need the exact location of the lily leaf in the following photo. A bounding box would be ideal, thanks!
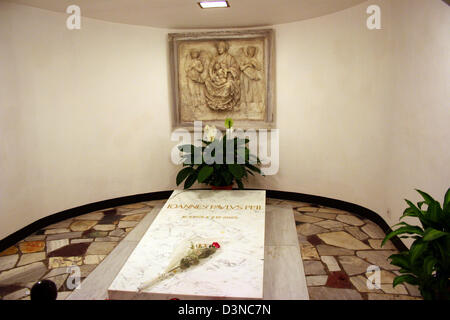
[176,167,194,186]
[245,163,261,174]
[228,164,245,179]
[184,173,197,189]
[197,166,214,183]
[220,171,233,186]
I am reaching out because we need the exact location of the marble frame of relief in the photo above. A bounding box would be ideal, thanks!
[169,29,275,130]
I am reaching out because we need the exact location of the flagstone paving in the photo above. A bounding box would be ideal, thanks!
[0,199,422,300]
[0,202,155,300]
[294,204,422,300]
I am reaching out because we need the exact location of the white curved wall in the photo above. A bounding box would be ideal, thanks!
[385,0,450,227]
[256,0,392,218]
[0,3,174,239]
[0,0,449,241]
[256,0,450,230]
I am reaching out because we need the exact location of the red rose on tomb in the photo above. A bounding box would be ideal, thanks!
[211,242,220,248]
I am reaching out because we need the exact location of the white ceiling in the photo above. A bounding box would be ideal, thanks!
[6,0,368,29]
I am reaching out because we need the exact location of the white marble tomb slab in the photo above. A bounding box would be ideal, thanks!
[108,190,266,300]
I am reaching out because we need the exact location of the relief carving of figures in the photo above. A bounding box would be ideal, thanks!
[239,46,262,104]
[174,30,272,124]
[203,41,241,111]
[184,49,208,107]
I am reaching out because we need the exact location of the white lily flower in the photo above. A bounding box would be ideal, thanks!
[204,125,217,142]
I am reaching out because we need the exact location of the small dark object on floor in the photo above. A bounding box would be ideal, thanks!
[307,235,323,246]
[326,271,352,289]
[30,280,57,301]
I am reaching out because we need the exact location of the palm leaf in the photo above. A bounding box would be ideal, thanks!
[444,188,450,212]
[423,256,437,275]
[409,241,428,265]
[401,199,422,219]
[416,189,436,205]
[393,275,418,287]
[423,228,449,241]
[389,253,411,270]
[382,226,424,246]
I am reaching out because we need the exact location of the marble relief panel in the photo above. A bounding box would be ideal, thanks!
[169,30,275,128]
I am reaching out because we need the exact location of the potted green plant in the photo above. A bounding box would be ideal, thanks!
[382,188,450,300]
[175,119,263,190]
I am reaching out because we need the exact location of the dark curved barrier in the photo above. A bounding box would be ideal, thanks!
[0,189,407,252]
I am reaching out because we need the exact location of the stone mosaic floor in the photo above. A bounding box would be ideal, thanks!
[0,198,422,300]
[282,200,422,300]
[0,201,156,300]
